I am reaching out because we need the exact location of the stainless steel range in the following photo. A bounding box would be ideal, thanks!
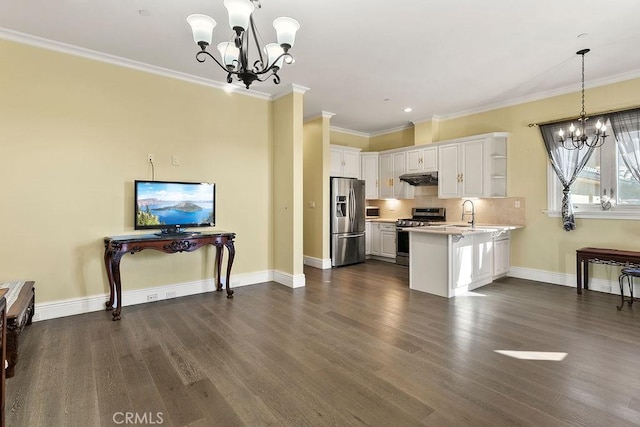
[396,207,446,266]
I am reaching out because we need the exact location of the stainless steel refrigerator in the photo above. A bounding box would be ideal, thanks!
[330,177,366,267]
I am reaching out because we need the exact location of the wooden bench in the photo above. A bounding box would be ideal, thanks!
[576,247,640,294]
[1,281,35,378]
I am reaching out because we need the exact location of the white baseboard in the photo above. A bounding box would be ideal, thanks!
[508,266,622,295]
[273,270,306,288]
[367,255,397,263]
[303,256,332,269]
[33,270,273,322]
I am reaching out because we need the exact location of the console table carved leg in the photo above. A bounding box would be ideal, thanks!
[225,240,235,299]
[5,323,17,379]
[215,245,223,291]
[576,257,583,294]
[103,248,115,310]
[110,254,123,321]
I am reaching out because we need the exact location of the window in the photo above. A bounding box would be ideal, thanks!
[547,110,640,219]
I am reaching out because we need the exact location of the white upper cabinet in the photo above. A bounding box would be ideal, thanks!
[406,146,438,173]
[360,152,379,200]
[438,143,462,198]
[379,151,413,199]
[378,153,394,199]
[330,145,361,178]
[392,151,413,199]
[437,133,508,198]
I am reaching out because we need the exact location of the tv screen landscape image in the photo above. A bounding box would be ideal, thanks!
[134,180,215,233]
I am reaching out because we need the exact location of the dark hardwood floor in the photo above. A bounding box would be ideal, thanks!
[6,260,640,426]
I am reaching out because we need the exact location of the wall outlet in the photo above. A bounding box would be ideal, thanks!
[147,293,158,302]
[166,291,177,299]
[515,200,521,208]
[147,153,154,163]
[172,155,180,166]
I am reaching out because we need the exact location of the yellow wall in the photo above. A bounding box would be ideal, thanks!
[436,78,640,281]
[330,129,369,150]
[413,119,440,145]
[303,116,330,260]
[0,39,274,302]
[272,89,305,278]
[369,127,415,151]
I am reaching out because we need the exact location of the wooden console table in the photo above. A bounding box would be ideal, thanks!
[576,247,640,294]
[104,232,235,320]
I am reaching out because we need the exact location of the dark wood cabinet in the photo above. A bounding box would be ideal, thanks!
[0,290,7,427]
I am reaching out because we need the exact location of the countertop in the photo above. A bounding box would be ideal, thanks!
[366,218,397,223]
[406,223,522,236]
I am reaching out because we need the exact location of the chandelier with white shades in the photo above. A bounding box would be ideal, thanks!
[187,0,300,89]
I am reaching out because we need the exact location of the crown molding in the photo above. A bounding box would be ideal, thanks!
[369,123,413,138]
[411,115,442,126]
[0,27,275,100]
[272,83,311,100]
[330,126,370,138]
[417,69,640,123]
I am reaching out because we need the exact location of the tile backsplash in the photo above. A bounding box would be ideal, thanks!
[367,187,526,225]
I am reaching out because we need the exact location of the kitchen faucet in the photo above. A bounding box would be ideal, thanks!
[462,199,475,229]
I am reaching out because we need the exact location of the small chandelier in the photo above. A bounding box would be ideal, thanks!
[558,48,608,150]
[187,0,299,89]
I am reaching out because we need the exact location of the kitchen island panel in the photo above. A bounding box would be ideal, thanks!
[409,232,450,297]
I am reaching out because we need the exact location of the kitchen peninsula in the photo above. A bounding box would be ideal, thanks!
[408,225,520,297]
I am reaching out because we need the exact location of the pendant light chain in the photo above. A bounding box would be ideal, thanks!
[580,52,586,118]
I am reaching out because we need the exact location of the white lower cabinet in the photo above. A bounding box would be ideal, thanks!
[380,226,396,258]
[365,222,372,255]
[451,232,493,291]
[493,231,510,278]
[368,222,396,260]
[370,223,381,256]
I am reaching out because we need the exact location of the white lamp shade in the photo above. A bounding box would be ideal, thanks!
[223,0,255,31]
[264,43,285,69]
[187,14,217,46]
[217,42,240,68]
[273,17,300,48]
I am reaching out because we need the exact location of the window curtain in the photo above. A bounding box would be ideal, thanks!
[539,121,597,231]
[610,108,640,185]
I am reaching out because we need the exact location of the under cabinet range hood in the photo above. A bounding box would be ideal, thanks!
[399,172,438,186]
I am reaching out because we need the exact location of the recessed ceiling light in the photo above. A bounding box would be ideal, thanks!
[138,9,150,16]
[404,107,412,113]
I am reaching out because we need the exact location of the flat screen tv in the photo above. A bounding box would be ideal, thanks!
[134,180,215,235]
